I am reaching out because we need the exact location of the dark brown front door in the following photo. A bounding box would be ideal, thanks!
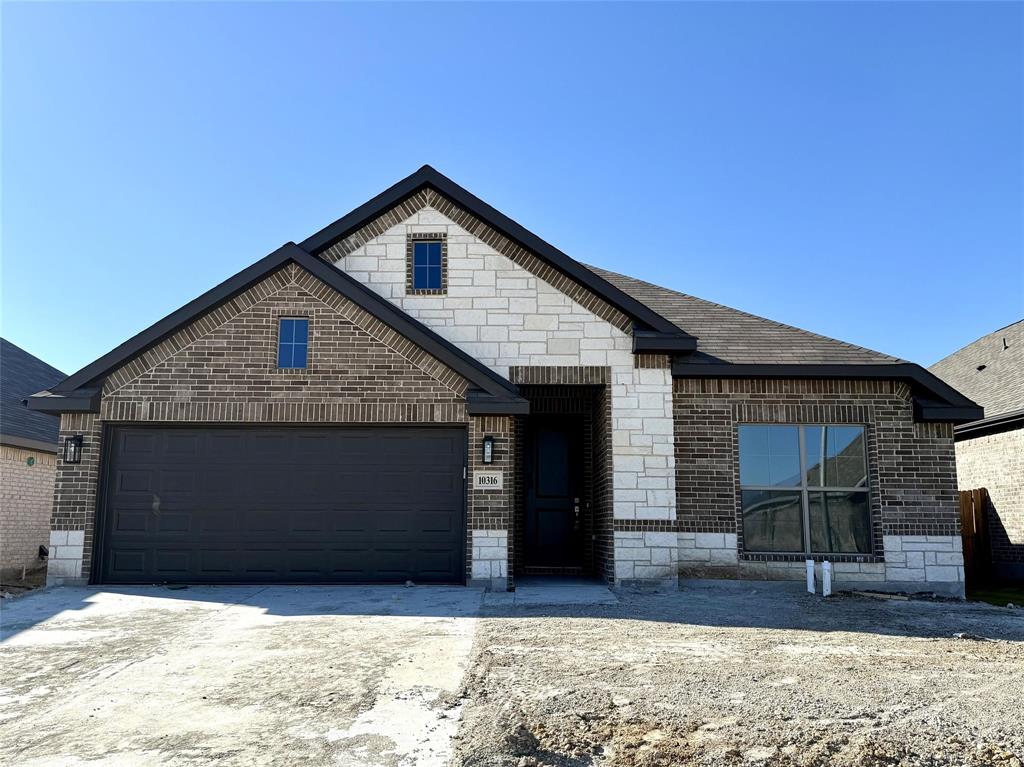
[524,416,583,569]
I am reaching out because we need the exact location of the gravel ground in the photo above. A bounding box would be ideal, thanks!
[450,585,1024,767]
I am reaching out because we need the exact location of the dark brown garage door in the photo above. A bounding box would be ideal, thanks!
[98,426,466,584]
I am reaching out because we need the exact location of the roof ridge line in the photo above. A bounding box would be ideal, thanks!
[929,317,1024,368]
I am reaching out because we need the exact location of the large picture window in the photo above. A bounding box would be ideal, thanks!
[739,424,871,555]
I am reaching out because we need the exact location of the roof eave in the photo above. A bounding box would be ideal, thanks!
[43,242,523,411]
[632,330,698,354]
[26,387,102,414]
[671,361,983,424]
[465,390,531,416]
[953,408,1024,440]
[0,433,60,453]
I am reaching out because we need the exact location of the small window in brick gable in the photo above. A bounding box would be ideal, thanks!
[406,233,447,294]
[277,317,309,369]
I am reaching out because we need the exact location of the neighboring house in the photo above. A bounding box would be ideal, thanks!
[1,339,65,579]
[29,166,981,596]
[931,320,1024,582]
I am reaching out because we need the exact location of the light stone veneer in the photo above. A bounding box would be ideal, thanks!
[881,535,965,585]
[470,530,508,591]
[614,531,679,584]
[47,530,86,585]
[686,534,965,597]
[678,532,739,570]
[336,206,677,581]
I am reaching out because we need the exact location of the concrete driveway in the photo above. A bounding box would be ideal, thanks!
[0,585,483,767]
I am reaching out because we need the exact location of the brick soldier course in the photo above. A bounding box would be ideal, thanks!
[32,166,981,595]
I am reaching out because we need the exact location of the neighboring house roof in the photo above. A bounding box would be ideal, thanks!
[589,266,902,365]
[1,338,65,451]
[930,320,1024,418]
[929,319,1024,437]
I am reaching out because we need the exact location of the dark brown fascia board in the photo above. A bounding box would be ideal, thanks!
[39,243,525,411]
[465,390,531,416]
[26,387,102,414]
[299,165,696,349]
[953,408,1024,441]
[671,361,984,424]
[0,432,59,453]
[632,329,698,354]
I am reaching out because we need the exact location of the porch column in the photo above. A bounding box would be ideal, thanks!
[467,415,513,591]
[611,356,679,586]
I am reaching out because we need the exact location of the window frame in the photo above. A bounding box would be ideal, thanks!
[405,232,447,295]
[738,423,872,556]
[276,316,310,370]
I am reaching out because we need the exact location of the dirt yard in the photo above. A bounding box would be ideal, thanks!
[451,585,1024,767]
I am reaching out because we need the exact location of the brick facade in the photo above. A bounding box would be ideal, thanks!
[955,427,1024,579]
[42,192,968,595]
[48,413,103,584]
[0,445,57,578]
[48,264,478,585]
[673,378,964,595]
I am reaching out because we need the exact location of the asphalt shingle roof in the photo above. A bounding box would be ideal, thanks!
[1,339,65,447]
[587,266,903,365]
[929,319,1024,418]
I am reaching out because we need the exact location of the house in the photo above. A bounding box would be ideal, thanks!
[1,339,65,579]
[931,320,1024,582]
[29,166,981,596]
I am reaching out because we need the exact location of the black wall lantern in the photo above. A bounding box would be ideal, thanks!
[481,436,494,465]
[63,435,83,464]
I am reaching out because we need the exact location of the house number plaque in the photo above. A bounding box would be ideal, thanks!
[474,471,504,490]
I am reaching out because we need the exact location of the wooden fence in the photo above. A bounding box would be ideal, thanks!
[959,488,992,589]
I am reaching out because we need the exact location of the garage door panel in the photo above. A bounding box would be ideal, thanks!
[154,549,192,574]
[99,426,465,584]
[418,549,459,575]
[283,548,328,575]
[165,433,201,456]
[240,549,280,575]
[121,431,156,456]
[155,512,191,534]
[110,549,147,576]
[111,507,150,534]
[192,510,236,534]
[198,549,236,574]
[160,470,197,494]
[418,510,458,533]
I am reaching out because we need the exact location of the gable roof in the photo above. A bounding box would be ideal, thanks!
[300,165,696,354]
[1,338,65,450]
[930,319,1024,421]
[28,166,980,423]
[30,244,527,415]
[589,266,902,365]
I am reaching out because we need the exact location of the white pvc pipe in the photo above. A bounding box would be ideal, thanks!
[806,559,815,594]
[822,560,833,597]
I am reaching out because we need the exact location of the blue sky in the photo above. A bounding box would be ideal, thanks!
[2,2,1021,376]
